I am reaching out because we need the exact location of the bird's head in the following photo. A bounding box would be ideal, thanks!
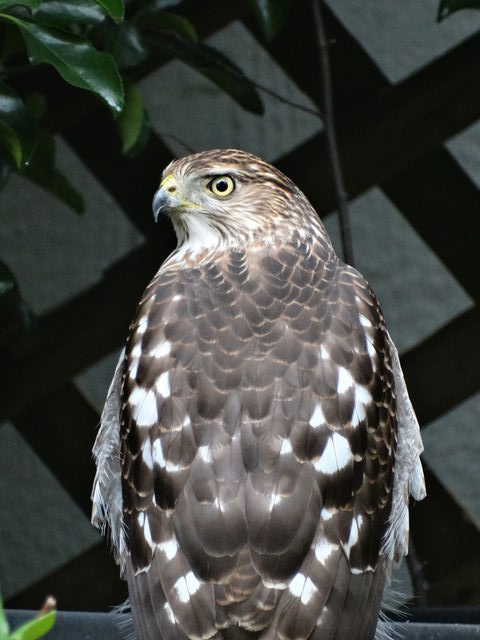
[152,149,322,252]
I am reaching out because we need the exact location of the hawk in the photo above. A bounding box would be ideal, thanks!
[92,149,425,640]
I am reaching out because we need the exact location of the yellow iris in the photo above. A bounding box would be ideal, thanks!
[207,175,235,197]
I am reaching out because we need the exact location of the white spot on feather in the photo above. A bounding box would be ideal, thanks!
[269,492,283,510]
[152,438,166,468]
[366,338,377,360]
[337,367,354,394]
[289,573,317,605]
[314,433,352,475]
[137,316,148,335]
[150,341,171,359]
[314,538,338,565]
[359,314,372,328]
[131,342,142,359]
[129,359,139,380]
[344,515,363,556]
[279,438,292,456]
[133,389,158,427]
[142,438,153,469]
[143,516,153,548]
[319,345,330,360]
[129,386,145,407]
[356,385,371,405]
[174,571,201,603]
[320,507,337,521]
[198,445,212,463]
[164,601,176,624]
[156,371,170,397]
[351,385,371,427]
[309,403,326,429]
[159,537,179,561]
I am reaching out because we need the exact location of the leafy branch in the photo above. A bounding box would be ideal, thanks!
[0,0,299,338]
[0,0,288,215]
[0,595,56,640]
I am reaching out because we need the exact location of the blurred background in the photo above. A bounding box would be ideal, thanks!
[0,0,479,613]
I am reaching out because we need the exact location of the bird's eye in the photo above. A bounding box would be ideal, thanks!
[207,175,235,197]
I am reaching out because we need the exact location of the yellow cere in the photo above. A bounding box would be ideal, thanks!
[161,173,177,193]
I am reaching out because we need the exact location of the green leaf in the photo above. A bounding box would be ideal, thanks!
[0,0,40,12]
[0,80,37,168]
[437,0,480,20]
[24,129,84,213]
[151,34,263,115]
[0,17,26,61]
[9,611,55,640]
[104,22,148,69]
[0,596,10,640]
[247,0,293,40]
[95,0,123,22]
[136,10,197,42]
[0,14,124,113]
[117,78,150,154]
[33,0,107,29]
[134,0,182,17]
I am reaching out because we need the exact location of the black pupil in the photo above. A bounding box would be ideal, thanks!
[215,179,229,192]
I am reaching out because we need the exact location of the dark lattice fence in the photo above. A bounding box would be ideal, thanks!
[1,0,479,613]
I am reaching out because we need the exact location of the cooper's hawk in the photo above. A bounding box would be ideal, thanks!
[92,149,425,640]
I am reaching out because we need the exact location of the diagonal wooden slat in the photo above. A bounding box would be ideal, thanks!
[243,3,386,115]
[245,5,480,304]
[12,385,100,516]
[383,149,480,301]
[62,110,178,239]
[2,236,478,427]
[4,0,480,608]
[411,462,480,605]
[60,6,480,317]
[402,306,480,604]
[4,543,127,612]
[0,244,159,422]
[400,305,480,426]
[276,31,480,216]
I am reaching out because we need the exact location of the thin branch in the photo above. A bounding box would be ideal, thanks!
[311,0,354,267]
[146,28,322,120]
[246,76,322,119]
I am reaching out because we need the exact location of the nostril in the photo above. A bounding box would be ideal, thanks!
[168,186,176,193]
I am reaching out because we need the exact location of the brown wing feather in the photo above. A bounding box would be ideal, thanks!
[120,228,395,640]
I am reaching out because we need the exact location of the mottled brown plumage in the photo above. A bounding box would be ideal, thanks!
[92,149,425,640]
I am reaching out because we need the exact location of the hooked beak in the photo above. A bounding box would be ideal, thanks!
[152,173,182,222]
[152,173,200,222]
[152,187,180,223]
